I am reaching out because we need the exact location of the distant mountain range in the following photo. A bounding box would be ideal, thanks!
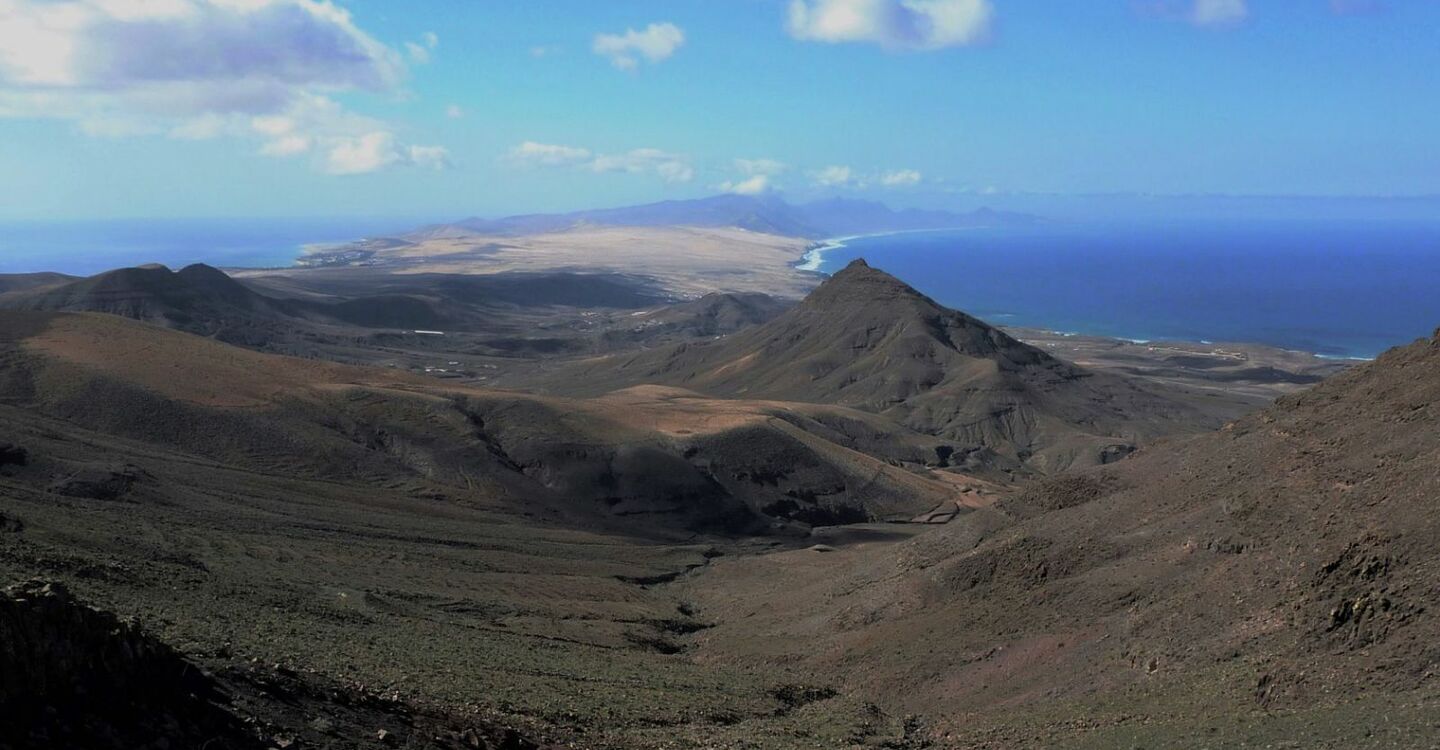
[425,194,1043,240]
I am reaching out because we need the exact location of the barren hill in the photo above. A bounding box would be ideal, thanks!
[687,327,1440,747]
[603,292,792,344]
[1,263,281,326]
[0,263,674,347]
[0,309,984,746]
[543,259,1232,474]
[0,311,958,534]
[1,307,1436,747]
[0,272,76,295]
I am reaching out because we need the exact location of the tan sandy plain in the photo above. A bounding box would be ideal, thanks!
[367,225,817,299]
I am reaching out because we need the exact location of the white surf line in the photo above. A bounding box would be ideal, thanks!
[796,236,855,271]
[796,227,982,273]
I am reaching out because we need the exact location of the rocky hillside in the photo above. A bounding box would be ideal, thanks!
[686,326,1440,746]
[543,260,1230,475]
[0,264,675,346]
[0,272,75,295]
[1,263,280,325]
[0,311,957,535]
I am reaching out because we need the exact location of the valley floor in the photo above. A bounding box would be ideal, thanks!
[0,399,931,748]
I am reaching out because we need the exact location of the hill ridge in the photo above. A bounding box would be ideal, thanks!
[686,320,1440,744]
[535,259,1221,475]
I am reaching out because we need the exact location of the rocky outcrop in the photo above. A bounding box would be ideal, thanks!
[0,442,26,467]
[0,580,257,749]
[0,581,558,750]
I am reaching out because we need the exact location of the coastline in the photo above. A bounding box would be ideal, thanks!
[795,227,973,273]
[796,227,1381,363]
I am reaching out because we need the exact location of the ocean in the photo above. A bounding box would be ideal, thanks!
[0,217,433,277]
[5,217,1438,360]
[804,220,1440,360]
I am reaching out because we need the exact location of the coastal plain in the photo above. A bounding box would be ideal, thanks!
[259,212,1349,410]
[286,225,817,299]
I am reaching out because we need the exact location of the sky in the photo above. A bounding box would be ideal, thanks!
[0,0,1438,220]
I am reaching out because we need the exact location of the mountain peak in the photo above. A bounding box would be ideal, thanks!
[802,256,939,312]
[544,259,1212,474]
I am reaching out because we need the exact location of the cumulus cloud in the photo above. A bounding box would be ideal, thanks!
[880,169,922,187]
[226,92,445,174]
[719,174,772,195]
[509,141,693,183]
[813,165,860,188]
[508,140,593,167]
[591,148,694,182]
[717,158,786,194]
[810,165,924,189]
[261,133,312,156]
[1189,0,1248,26]
[786,0,993,51]
[325,131,402,175]
[0,0,446,174]
[406,143,451,171]
[322,133,449,175]
[593,22,685,70]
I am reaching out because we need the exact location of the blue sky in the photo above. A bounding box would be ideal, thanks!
[0,0,1437,220]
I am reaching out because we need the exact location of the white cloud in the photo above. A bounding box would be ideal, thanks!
[1190,0,1247,26]
[406,31,438,64]
[445,104,464,119]
[407,144,450,171]
[0,0,401,94]
[508,140,593,167]
[809,165,923,190]
[509,141,694,184]
[321,133,448,175]
[326,131,400,175]
[260,133,311,156]
[591,148,694,183]
[813,165,860,188]
[655,160,695,183]
[0,0,445,174]
[593,22,685,70]
[880,168,922,187]
[718,159,785,194]
[786,0,993,51]
[720,174,771,195]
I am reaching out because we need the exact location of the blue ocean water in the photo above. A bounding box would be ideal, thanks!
[810,220,1440,359]
[0,217,433,276]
